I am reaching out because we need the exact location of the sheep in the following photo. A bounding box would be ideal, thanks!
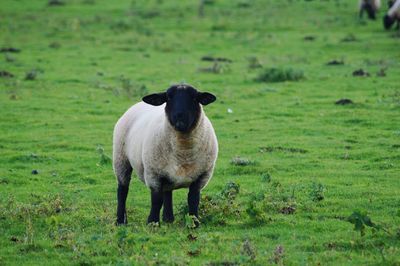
[384,0,400,29]
[359,0,381,19]
[113,84,218,225]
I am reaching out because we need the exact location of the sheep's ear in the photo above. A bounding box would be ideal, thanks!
[142,93,167,106]
[197,92,216,105]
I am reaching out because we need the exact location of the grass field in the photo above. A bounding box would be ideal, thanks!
[1,0,400,265]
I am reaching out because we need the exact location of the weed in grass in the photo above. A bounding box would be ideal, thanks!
[198,62,231,74]
[110,19,133,32]
[119,76,149,99]
[347,211,381,237]
[261,172,272,183]
[187,242,201,257]
[135,10,160,20]
[246,194,269,224]
[247,56,263,69]
[220,181,240,199]
[237,0,252,8]
[0,178,10,184]
[341,33,358,42]
[309,182,325,202]
[241,239,257,261]
[5,53,16,62]
[246,180,309,222]
[271,245,285,265]
[177,181,241,226]
[46,216,74,248]
[255,68,304,83]
[22,206,35,245]
[230,156,256,166]
[259,146,308,154]
[49,42,61,49]
[185,214,200,229]
[377,68,387,77]
[96,145,111,166]
[25,70,38,81]
[203,0,216,5]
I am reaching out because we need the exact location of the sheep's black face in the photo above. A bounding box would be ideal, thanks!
[165,86,201,133]
[142,84,216,133]
[383,15,395,29]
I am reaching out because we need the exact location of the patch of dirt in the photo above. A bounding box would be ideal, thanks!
[201,56,232,63]
[10,236,20,243]
[303,35,316,41]
[335,99,354,105]
[280,206,296,215]
[352,69,370,77]
[0,47,20,53]
[0,70,14,78]
[49,42,61,49]
[326,60,344,65]
[187,233,197,241]
[259,146,308,154]
[48,0,65,6]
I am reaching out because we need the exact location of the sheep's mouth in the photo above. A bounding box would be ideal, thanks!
[383,15,395,29]
[174,121,189,132]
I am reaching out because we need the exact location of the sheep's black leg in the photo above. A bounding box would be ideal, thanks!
[162,190,174,223]
[117,183,129,225]
[188,180,201,218]
[115,162,132,226]
[147,189,163,224]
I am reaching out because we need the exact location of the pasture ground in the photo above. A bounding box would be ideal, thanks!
[0,0,399,265]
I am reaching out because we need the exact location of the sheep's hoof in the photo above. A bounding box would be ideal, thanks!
[162,214,175,223]
[116,221,127,226]
[116,215,128,226]
[147,215,160,224]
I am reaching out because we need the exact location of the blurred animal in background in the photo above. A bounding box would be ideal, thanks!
[388,0,396,8]
[359,0,381,19]
[383,0,400,29]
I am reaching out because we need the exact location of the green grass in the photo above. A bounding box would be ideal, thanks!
[1,0,400,265]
